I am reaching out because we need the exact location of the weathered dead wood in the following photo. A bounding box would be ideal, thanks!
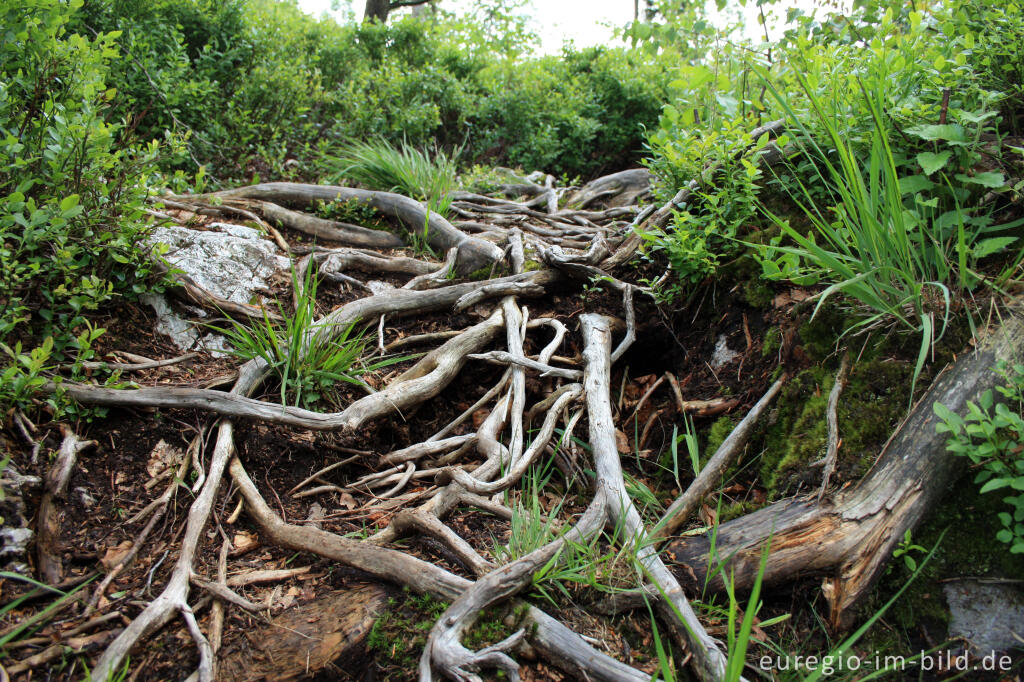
[428,369,511,443]
[654,377,785,541]
[230,198,405,249]
[204,183,504,273]
[6,629,120,676]
[316,247,437,275]
[666,308,1024,630]
[467,351,582,379]
[438,385,581,496]
[579,314,730,682]
[60,271,561,430]
[72,352,200,373]
[215,584,389,681]
[567,168,653,209]
[421,496,609,681]
[404,247,460,290]
[392,509,494,576]
[85,439,189,614]
[92,418,240,681]
[154,197,291,252]
[228,457,653,682]
[37,426,96,584]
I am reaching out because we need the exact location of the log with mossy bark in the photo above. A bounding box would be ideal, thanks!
[664,304,1024,630]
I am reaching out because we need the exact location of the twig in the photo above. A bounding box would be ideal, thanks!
[632,374,666,418]
[819,352,851,501]
[288,454,362,495]
[655,377,786,541]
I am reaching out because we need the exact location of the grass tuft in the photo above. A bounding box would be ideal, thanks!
[326,138,460,219]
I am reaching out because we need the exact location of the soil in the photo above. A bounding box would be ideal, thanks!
[2,193,1019,682]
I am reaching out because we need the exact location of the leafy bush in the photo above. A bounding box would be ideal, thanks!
[71,1,673,182]
[754,74,1023,393]
[0,0,163,355]
[638,0,1024,299]
[935,362,1024,554]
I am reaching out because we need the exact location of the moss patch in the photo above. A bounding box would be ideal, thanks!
[761,325,782,359]
[367,588,448,675]
[758,356,913,498]
[461,604,519,651]
[704,415,737,466]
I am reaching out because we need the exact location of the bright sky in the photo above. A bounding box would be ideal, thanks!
[294,0,815,55]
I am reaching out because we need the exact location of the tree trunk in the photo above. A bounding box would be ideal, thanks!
[666,305,1024,630]
[364,0,389,22]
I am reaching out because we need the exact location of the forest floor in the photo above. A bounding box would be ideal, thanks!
[1,172,1021,682]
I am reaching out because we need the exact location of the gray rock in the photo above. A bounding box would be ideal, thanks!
[149,223,288,304]
[144,223,289,352]
[944,579,1024,654]
[710,334,741,369]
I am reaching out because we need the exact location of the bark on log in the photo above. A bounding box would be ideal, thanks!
[207,183,504,273]
[665,307,1024,630]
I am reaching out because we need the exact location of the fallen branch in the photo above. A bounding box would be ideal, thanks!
[654,378,785,541]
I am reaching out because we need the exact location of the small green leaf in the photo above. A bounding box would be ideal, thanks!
[899,174,935,195]
[980,478,1010,494]
[957,171,1006,188]
[916,151,952,176]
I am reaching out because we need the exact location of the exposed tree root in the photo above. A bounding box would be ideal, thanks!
[228,198,405,249]
[229,457,652,681]
[91,420,238,681]
[201,183,505,273]
[578,314,731,682]
[37,427,96,584]
[40,169,1007,682]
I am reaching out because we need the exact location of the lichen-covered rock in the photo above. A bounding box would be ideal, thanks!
[149,223,288,304]
[143,223,289,352]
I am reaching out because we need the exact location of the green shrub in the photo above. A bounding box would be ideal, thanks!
[935,362,1024,554]
[638,0,1024,301]
[0,0,163,355]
